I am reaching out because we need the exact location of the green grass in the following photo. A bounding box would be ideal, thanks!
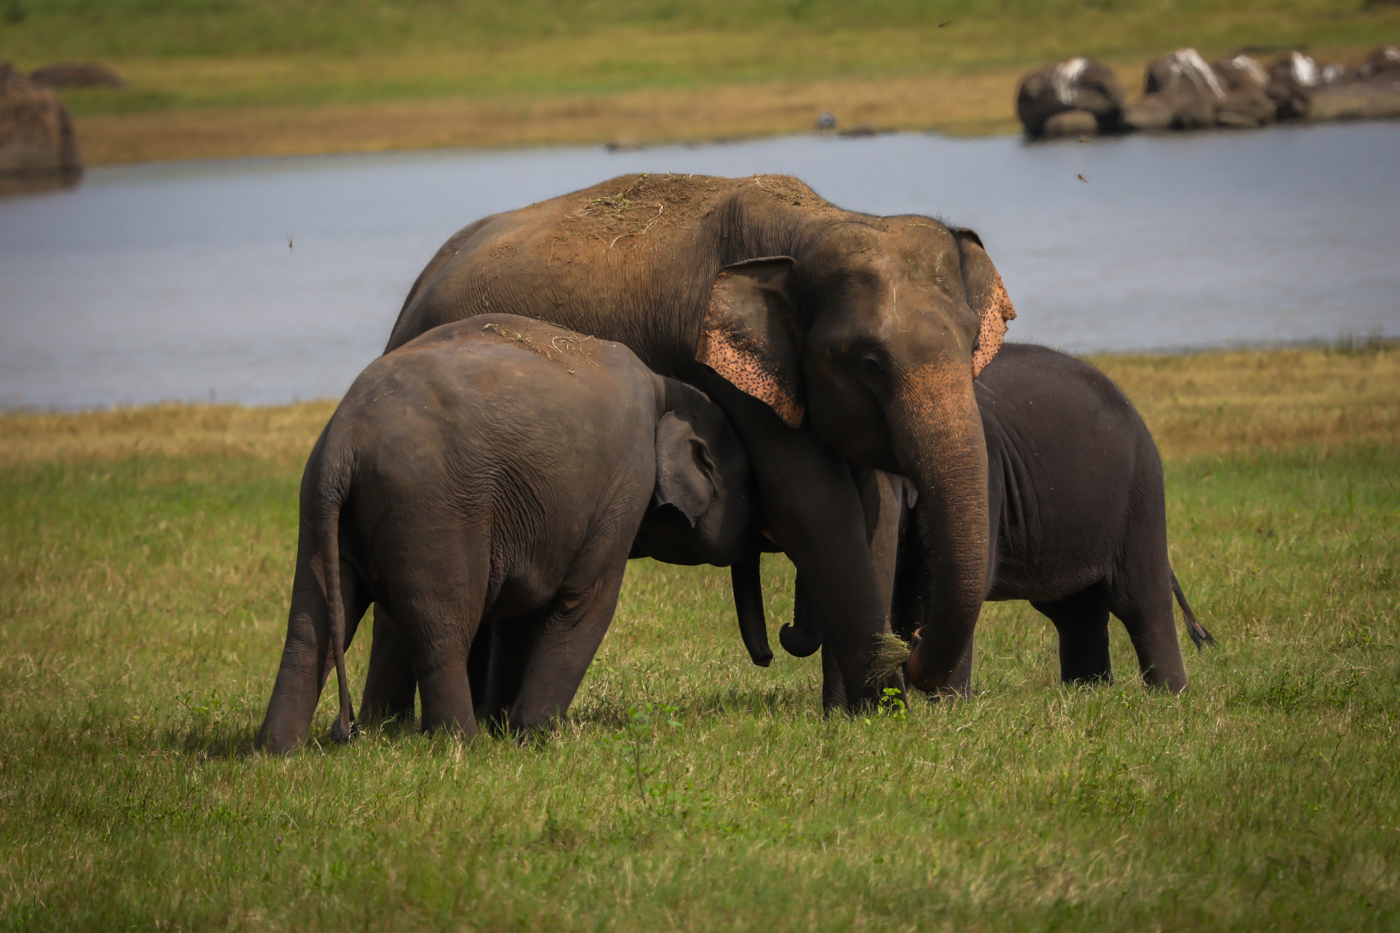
[3,0,1398,115]
[1,350,1398,929]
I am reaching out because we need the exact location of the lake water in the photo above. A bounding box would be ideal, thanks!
[2,121,1397,410]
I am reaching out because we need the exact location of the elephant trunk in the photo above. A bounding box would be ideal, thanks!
[891,363,990,695]
[731,541,773,666]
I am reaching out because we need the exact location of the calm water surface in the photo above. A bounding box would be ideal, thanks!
[2,121,1397,410]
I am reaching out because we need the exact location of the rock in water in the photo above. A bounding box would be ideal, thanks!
[0,63,82,186]
[1142,48,1227,129]
[1043,109,1098,138]
[1016,58,1126,137]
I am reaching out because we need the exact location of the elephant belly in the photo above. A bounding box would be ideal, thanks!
[985,560,1107,604]
[984,526,1116,604]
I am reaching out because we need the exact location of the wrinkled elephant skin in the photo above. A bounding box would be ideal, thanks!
[255,315,751,753]
[886,344,1213,694]
[384,174,1017,706]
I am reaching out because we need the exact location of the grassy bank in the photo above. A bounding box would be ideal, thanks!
[1,343,1397,930]
[3,0,1398,163]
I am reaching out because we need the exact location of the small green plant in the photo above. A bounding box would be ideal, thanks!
[175,690,225,728]
[877,686,908,722]
[613,702,713,820]
[617,701,679,802]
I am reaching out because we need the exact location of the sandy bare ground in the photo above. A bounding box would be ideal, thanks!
[74,69,1043,165]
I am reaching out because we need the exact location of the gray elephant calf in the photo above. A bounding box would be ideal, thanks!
[255,314,751,754]
[894,343,1214,692]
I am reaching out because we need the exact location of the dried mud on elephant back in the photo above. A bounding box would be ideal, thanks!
[556,173,842,255]
[478,320,602,373]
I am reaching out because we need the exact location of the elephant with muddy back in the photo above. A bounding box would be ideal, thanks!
[255,315,754,753]
[381,173,1017,707]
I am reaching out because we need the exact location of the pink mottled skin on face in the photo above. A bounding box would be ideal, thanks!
[698,329,805,429]
[697,265,806,429]
[972,277,1016,378]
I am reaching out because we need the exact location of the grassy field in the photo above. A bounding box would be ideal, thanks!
[3,0,1399,162]
[1,342,1397,930]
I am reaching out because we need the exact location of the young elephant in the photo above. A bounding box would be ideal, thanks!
[254,314,751,754]
[763,343,1213,694]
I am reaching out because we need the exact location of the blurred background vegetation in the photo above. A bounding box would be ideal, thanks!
[3,0,1397,114]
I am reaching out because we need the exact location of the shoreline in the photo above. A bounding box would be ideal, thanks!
[68,57,1399,168]
[69,69,1032,167]
[6,0,1392,168]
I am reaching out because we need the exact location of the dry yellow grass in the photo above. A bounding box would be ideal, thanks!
[0,400,337,466]
[3,344,1394,466]
[66,37,1395,166]
[75,69,1032,165]
[1091,343,1400,459]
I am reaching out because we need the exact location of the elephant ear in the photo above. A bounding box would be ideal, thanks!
[696,256,805,429]
[653,411,718,526]
[953,228,1017,378]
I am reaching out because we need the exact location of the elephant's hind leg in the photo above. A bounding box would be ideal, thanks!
[378,534,486,739]
[1110,523,1189,693]
[256,548,371,754]
[1111,589,1187,693]
[1032,588,1112,686]
[359,605,418,725]
[507,561,629,735]
[402,594,480,739]
[408,599,484,739]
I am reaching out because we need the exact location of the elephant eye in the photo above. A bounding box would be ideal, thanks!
[857,351,883,373]
[855,351,886,381]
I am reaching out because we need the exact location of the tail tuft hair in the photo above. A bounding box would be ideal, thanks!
[1171,570,1216,650]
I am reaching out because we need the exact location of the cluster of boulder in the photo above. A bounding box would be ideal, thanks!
[0,63,82,193]
[1018,45,1400,139]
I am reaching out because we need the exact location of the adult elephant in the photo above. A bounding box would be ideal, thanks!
[383,173,1016,705]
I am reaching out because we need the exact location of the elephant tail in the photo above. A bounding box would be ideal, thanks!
[317,423,357,745]
[1172,569,1216,651]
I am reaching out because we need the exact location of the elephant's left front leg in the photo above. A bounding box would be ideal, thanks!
[697,375,897,713]
[813,470,928,708]
[507,562,629,734]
